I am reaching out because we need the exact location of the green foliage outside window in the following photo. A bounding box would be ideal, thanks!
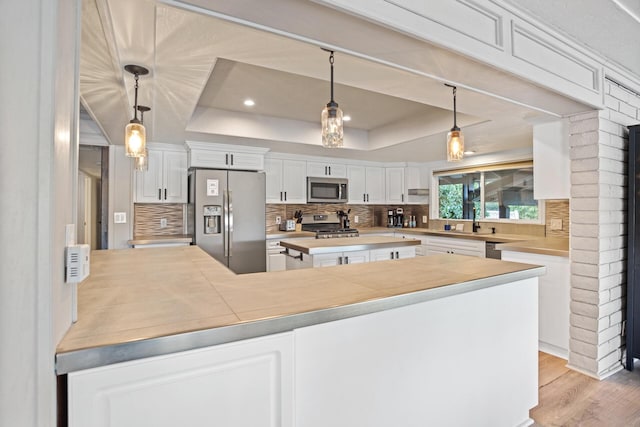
[437,167,539,222]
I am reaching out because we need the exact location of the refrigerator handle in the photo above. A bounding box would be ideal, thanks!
[228,190,233,257]
[223,189,229,257]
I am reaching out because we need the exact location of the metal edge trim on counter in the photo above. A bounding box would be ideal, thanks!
[55,266,544,374]
[280,238,421,255]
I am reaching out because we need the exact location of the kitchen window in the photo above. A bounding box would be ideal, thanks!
[434,161,541,222]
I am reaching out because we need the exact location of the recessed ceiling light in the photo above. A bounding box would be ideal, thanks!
[243,99,255,107]
[463,150,476,155]
[343,115,351,122]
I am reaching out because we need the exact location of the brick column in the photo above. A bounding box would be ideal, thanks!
[568,79,637,379]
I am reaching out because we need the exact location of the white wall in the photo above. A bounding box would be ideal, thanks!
[0,0,79,425]
[109,145,134,249]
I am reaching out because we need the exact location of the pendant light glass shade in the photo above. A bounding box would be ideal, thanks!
[125,121,146,157]
[124,64,149,158]
[446,128,464,162]
[322,101,344,148]
[445,84,464,162]
[134,147,149,171]
[321,50,343,148]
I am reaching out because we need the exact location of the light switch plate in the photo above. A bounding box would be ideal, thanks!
[550,218,562,230]
[422,216,428,223]
[114,212,127,224]
[354,215,359,223]
[275,216,281,225]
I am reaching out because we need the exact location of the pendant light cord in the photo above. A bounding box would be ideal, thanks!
[453,86,457,128]
[329,51,335,103]
[133,73,140,121]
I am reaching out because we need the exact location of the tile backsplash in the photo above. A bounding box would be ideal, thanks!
[134,203,185,236]
[266,203,429,233]
[135,199,569,237]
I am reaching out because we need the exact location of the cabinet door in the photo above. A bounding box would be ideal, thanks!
[307,162,329,177]
[68,333,294,427]
[163,151,187,203]
[268,253,286,272]
[282,160,307,204]
[344,250,369,264]
[365,167,385,204]
[347,166,367,203]
[229,152,264,171]
[134,149,164,203]
[369,248,394,262]
[265,158,284,203]
[189,149,229,169]
[327,163,347,178]
[312,253,341,268]
[395,246,416,259]
[385,168,405,204]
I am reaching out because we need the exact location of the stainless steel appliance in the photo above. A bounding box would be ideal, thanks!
[301,213,359,238]
[387,208,404,228]
[307,177,348,203]
[187,168,266,274]
[279,219,296,231]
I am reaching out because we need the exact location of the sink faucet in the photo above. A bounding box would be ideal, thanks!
[472,207,481,233]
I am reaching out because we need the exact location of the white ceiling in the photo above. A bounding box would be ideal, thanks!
[80,0,607,162]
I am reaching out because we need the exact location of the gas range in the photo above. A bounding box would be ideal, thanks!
[300,213,359,239]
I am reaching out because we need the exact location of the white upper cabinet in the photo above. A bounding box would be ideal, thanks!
[265,158,307,204]
[404,166,430,205]
[533,119,570,200]
[134,147,187,203]
[385,168,405,204]
[307,161,347,178]
[186,141,268,171]
[348,165,385,204]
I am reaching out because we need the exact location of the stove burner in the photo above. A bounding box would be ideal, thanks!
[315,229,360,239]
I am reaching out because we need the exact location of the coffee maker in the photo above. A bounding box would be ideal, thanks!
[387,208,404,228]
[387,209,395,228]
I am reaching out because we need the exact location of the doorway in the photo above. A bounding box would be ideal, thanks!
[78,145,109,249]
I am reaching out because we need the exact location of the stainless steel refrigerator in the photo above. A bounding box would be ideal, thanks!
[187,168,266,274]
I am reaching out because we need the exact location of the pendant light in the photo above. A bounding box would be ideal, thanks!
[134,106,150,171]
[445,84,464,162]
[321,49,344,148]
[124,64,149,157]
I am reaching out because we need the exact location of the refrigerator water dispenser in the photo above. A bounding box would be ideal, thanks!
[203,205,222,234]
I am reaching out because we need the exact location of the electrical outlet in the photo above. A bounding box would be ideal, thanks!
[160,218,167,228]
[354,215,359,223]
[422,216,428,223]
[550,218,562,230]
[276,216,281,225]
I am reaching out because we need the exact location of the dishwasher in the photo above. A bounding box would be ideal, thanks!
[485,242,502,259]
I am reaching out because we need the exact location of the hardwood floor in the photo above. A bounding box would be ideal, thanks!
[531,352,640,426]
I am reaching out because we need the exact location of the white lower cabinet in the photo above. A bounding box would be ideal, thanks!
[369,246,416,261]
[68,333,294,427]
[267,240,286,272]
[313,250,370,267]
[501,250,570,359]
[424,236,486,258]
[67,278,539,427]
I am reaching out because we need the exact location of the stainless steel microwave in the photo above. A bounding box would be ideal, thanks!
[307,177,348,203]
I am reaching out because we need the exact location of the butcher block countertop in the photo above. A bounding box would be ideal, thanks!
[56,246,544,374]
[496,237,569,257]
[279,236,421,255]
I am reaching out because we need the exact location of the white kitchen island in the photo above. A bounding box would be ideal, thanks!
[58,246,543,427]
[280,235,420,269]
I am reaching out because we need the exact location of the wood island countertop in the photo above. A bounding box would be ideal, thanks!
[56,246,544,374]
[279,235,421,254]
